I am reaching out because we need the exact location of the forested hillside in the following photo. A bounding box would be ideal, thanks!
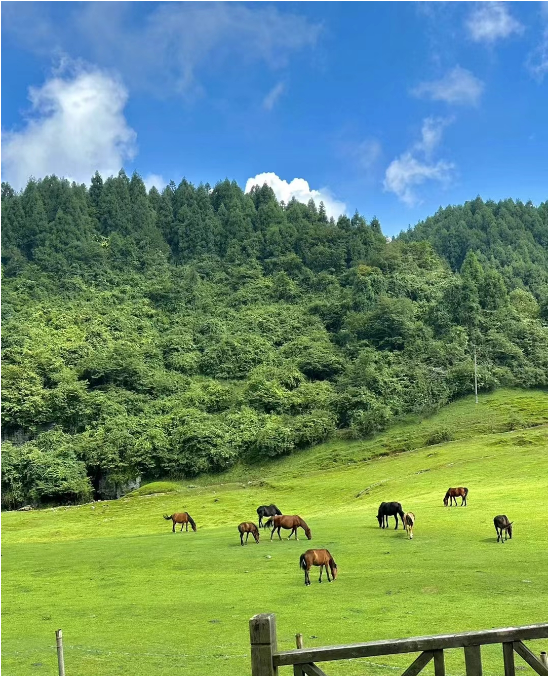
[2,172,547,508]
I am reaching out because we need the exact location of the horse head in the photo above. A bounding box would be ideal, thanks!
[305,527,312,540]
[330,561,338,579]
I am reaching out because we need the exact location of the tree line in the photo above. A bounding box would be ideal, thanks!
[2,171,547,508]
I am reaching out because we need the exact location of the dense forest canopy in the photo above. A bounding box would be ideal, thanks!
[2,171,547,508]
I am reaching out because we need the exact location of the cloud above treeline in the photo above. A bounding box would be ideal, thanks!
[465,2,523,44]
[245,172,347,219]
[2,62,136,190]
[383,117,454,207]
[412,66,484,106]
[2,2,322,98]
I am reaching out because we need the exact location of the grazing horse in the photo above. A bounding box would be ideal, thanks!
[163,512,197,532]
[238,522,260,546]
[257,504,282,528]
[443,487,468,507]
[264,515,311,541]
[377,502,405,529]
[403,512,415,539]
[300,549,337,586]
[494,515,513,543]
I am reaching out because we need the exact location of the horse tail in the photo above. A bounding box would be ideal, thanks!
[463,487,469,497]
[163,514,173,520]
[299,553,307,570]
[187,514,196,531]
[264,517,273,529]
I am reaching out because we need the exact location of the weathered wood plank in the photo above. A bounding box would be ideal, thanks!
[464,645,482,676]
[433,649,445,676]
[302,664,330,676]
[503,642,515,676]
[293,666,305,676]
[513,641,548,676]
[250,614,278,676]
[273,624,548,666]
[401,651,433,676]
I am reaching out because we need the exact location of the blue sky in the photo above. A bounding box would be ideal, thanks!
[2,1,547,235]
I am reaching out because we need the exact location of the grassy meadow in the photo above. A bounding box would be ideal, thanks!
[2,390,548,676]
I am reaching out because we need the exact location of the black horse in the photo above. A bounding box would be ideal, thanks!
[494,515,513,543]
[377,502,405,529]
[257,504,282,528]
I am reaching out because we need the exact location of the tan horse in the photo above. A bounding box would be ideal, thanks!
[238,522,260,545]
[264,515,311,541]
[300,549,337,585]
[163,513,197,532]
[403,512,415,539]
[444,487,468,506]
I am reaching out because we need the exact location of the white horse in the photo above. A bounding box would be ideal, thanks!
[403,512,415,539]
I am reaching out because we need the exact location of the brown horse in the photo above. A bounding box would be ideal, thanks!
[163,513,197,532]
[238,522,260,546]
[300,549,337,586]
[264,515,311,541]
[443,487,468,507]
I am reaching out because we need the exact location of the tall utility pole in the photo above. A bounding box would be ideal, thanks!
[474,346,478,404]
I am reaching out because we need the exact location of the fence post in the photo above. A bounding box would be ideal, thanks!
[503,642,515,676]
[464,645,482,676]
[55,629,65,676]
[541,653,548,669]
[250,613,278,676]
[296,634,304,650]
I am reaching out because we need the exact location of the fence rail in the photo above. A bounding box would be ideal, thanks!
[249,615,548,676]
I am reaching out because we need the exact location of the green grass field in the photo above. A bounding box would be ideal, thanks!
[3,390,548,676]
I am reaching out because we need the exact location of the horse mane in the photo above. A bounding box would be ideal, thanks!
[186,513,197,530]
[274,506,282,515]
[298,516,310,530]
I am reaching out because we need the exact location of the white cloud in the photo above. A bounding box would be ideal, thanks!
[465,2,524,44]
[263,82,285,111]
[383,117,454,207]
[527,4,548,81]
[527,28,548,80]
[3,3,321,99]
[416,116,453,156]
[412,66,484,106]
[2,62,136,191]
[245,172,346,219]
[143,174,166,192]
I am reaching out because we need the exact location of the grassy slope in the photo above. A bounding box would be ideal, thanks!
[2,389,548,676]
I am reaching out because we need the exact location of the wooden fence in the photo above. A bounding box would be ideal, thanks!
[249,614,548,676]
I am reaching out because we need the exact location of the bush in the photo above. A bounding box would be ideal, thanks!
[1,440,92,509]
[425,428,454,446]
[350,402,392,438]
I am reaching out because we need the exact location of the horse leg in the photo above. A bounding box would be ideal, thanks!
[326,564,331,583]
[172,521,176,533]
[394,515,398,530]
[270,527,274,541]
[305,566,310,586]
[295,528,299,541]
[240,532,244,546]
[277,527,282,540]
[319,565,323,583]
